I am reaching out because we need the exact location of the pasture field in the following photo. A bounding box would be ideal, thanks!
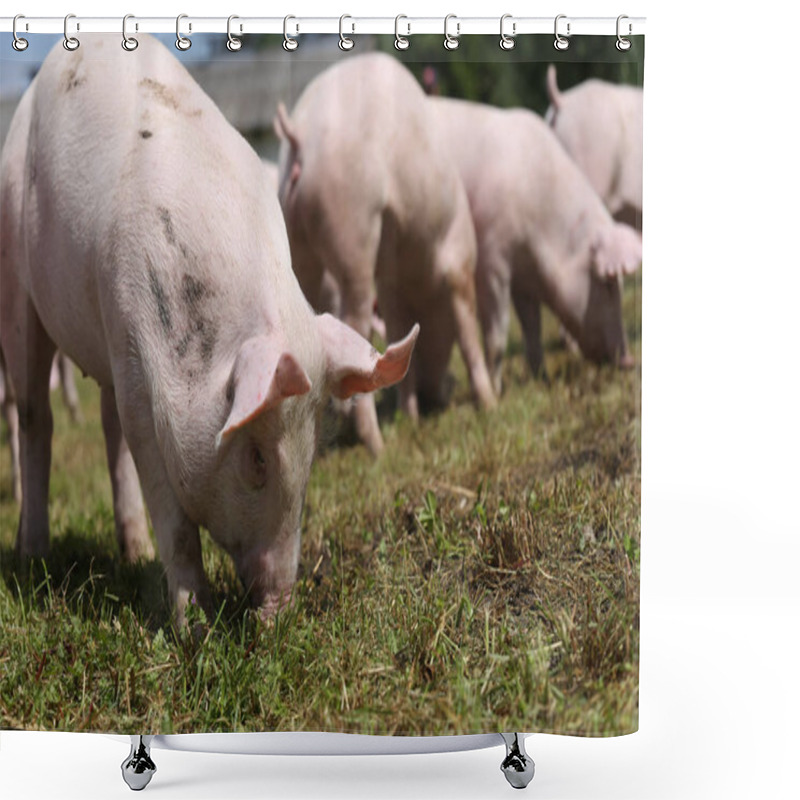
[0,281,640,736]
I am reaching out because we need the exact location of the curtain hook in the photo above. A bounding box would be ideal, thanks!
[12,15,29,51]
[283,15,299,51]
[616,15,632,51]
[500,14,516,51]
[554,14,570,51]
[176,14,192,51]
[339,14,355,51]
[444,14,459,51]
[63,13,80,51]
[122,14,139,51]
[394,14,410,51]
[227,15,242,51]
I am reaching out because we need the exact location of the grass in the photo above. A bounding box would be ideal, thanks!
[0,279,640,736]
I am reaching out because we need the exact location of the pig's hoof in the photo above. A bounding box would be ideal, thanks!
[121,736,156,791]
[500,733,535,789]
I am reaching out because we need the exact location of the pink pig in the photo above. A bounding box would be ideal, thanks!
[0,35,417,625]
[275,53,496,456]
[545,65,643,229]
[430,98,642,394]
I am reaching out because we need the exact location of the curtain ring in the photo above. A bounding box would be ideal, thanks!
[616,15,632,51]
[394,15,410,51]
[12,15,29,51]
[63,13,80,51]
[227,15,242,51]
[499,14,515,51]
[339,14,355,51]
[443,14,459,51]
[122,14,139,51]
[554,14,570,51]
[176,14,192,51]
[283,15,299,51]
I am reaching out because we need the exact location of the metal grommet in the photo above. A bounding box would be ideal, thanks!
[616,15,632,51]
[394,14,410,51]
[176,14,192,51]
[122,14,139,51]
[12,15,29,51]
[554,14,570,51]
[444,14,459,51]
[63,13,80,51]
[283,15,299,51]
[499,14,515,50]
[339,14,355,51]
[227,15,242,51]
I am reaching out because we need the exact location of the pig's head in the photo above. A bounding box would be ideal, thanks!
[579,222,642,367]
[204,315,418,620]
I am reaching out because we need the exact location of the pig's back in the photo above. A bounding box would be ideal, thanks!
[552,80,643,211]
[290,53,462,243]
[18,35,292,383]
[431,98,599,245]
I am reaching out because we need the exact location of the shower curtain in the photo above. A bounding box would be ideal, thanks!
[0,23,643,744]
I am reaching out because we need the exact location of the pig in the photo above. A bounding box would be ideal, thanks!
[429,97,642,394]
[274,53,496,456]
[0,35,417,626]
[1,349,82,505]
[545,65,643,230]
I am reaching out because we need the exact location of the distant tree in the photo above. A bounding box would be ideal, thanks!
[376,34,644,114]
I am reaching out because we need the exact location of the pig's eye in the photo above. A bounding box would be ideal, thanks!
[243,442,268,489]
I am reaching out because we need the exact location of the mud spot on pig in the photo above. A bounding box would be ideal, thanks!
[139,129,153,139]
[148,267,173,334]
[161,273,218,366]
[181,274,208,306]
[61,52,85,93]
[63,68,85,92]
[158,207,177,246]
[139,78,181,111]
[179,275,217,365]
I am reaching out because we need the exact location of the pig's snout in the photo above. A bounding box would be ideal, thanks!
[235,544,299,621]
[618,351,636,370]
[253,586,294,622]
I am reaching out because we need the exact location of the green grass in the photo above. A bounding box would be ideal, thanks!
[0,280,640,736]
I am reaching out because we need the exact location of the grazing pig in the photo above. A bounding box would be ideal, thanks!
[0,35,417,625]
[429,98,642,394]
[274,53,496,456]
[545,66,643,229]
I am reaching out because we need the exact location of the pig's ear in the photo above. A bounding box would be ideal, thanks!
[591,222,643,281]
[546,64,562,112]
[216,337,311,448]
[273,102,300,154]
[317,313,419,400]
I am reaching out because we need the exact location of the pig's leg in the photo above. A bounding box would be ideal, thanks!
[1,296,57,559]
[116,392,211,625]
[438,235,497,411]
[100,386,154,563]
[56,353,83,424]
[475,250,512,398]
[331,220,384,456]
[511,275,545,379]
